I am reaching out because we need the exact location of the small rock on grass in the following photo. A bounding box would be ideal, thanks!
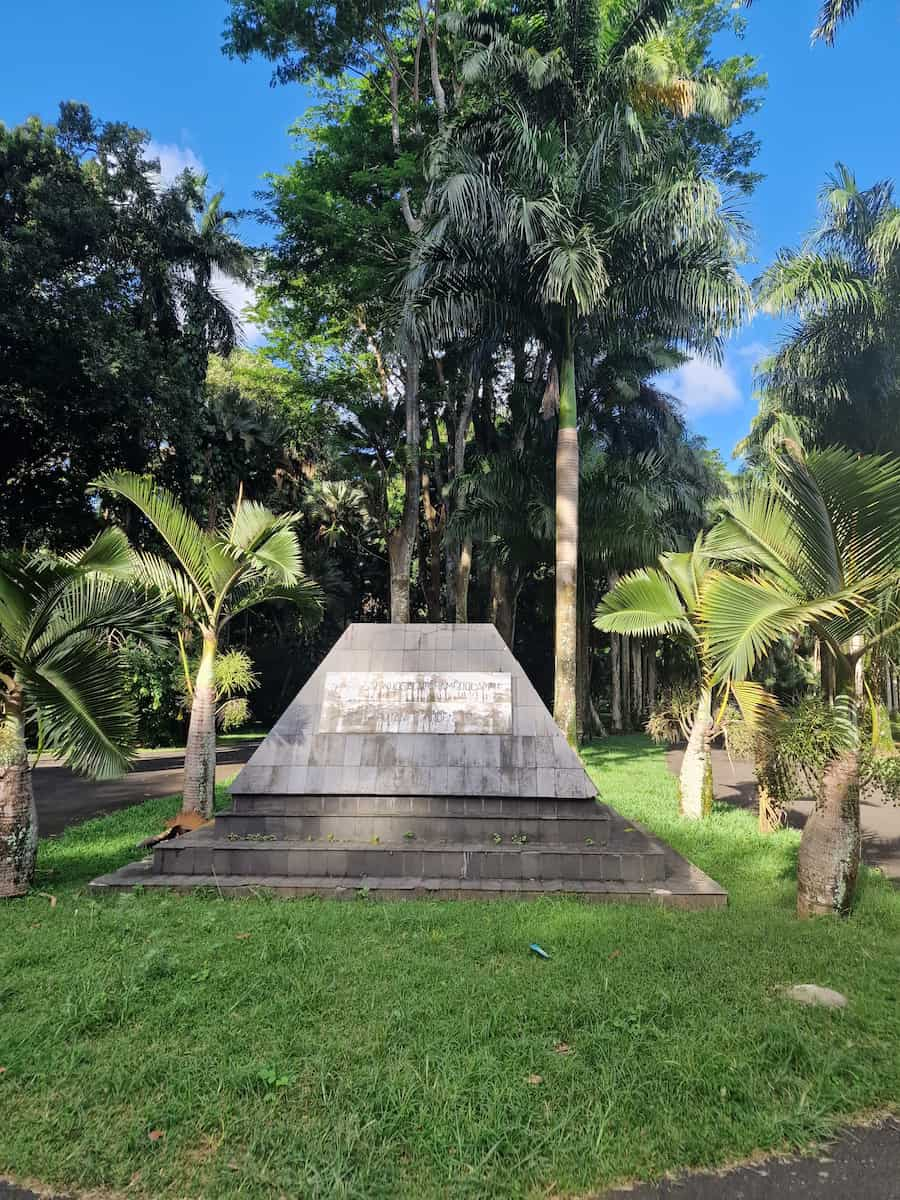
[781,984,848,1009]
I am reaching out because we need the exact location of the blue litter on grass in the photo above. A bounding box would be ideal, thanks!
[529,943,550,960]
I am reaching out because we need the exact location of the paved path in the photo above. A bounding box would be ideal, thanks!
[667,746,900,880]
[3,1120,898,1200]
[603,1118,900,1198]
[31,741,260,837]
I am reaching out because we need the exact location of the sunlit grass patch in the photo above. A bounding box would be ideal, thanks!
[1,737,898,1200]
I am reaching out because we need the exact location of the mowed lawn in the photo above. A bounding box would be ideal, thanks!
[0,737,898,1200]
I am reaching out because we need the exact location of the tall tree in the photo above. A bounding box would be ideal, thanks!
[0,531,162,897]
[95,474,323,818]
[409,0,752,740]
[751,165,900,456]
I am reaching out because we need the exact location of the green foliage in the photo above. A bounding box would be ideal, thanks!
[120,639,184,748]
[0,533,163,777]
[750,165,900,457]
[0,103,253,550]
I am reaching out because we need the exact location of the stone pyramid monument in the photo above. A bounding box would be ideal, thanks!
[92,624,725,906]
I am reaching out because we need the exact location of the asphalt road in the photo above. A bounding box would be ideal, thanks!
[603,1118,900,1199]
[31,740,260,837]
[667,745,900,881]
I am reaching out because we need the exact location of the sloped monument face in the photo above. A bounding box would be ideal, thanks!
[91,625,726,907]
[233,622,597,803]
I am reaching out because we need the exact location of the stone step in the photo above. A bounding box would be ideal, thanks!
[153,832,664,883]
[229,794,608,820]
[214,809,609,845]
[90,862,727,910]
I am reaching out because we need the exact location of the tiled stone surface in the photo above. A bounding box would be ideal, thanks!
[232,624,596,800]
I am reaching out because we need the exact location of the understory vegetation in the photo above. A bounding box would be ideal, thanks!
[0,739,897,1200]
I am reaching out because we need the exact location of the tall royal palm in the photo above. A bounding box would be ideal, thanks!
[95,474,323,819]
[409,0,750,742]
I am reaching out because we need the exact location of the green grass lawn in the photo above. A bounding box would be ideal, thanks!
[1,736,898,1199]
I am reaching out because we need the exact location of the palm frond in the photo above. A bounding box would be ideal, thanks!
[94,472,213,609]
[595,567,695,639]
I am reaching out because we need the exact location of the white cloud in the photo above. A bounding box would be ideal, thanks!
[659,357,742,418]
[213,271,263,347]
[146,139,206,186]
[735,340,770,362]
[145,141,262,346]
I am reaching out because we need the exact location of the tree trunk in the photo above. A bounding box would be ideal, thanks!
[610,634,623,733]
[0,692,38,899]
[631,639,643,722]
[181,633,218,819]
[797,749,861,917]
[645,640,658,716]
[621,635,632,732]
[553,316,579,745]
[679,687,714,820]
[454,538,472,623]
[490,563,516,648]
[821,641,836,704]
[388,354,421,623]
[421,469,444,622]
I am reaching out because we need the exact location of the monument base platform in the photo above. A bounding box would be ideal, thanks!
[90,808,727,909]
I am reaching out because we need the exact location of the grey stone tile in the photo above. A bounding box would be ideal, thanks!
[343,738,363,767]
[433,650,454,672]
[469,735,501,768]
[434,628,452,651]
[369,649,394,671]
[356,766,378,793]
[305,766,325,792]
[514,709,537,736]
[428,767,450,795]
[382,626,405,649]
[535,767,555,797]
[445,766,467,794]
[360,734,382,766]
[555,769,585,799]
[322,765,345,793]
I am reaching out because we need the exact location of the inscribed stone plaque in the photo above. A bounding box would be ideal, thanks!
[319,672,512,735]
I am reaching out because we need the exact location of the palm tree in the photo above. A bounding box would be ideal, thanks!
[742,1,866,44]
[94,473,323,819]
[408,0,750,742]
[702,446,900,916]
[1,530,163,898]
[595,534,730,818]
[755,165,900,455]
[812,0,866,42]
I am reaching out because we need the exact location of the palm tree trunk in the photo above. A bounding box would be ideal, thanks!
[621,635,632,732]
[181,633,218,819]
[388,353,421,624]
[797,749,861,917]
[0,688,38,899]
[679,687,714,820]
[645,640,658,716]
[631,639,643,722]
[610,633,623,733]
[490,563,516,648]
[553,317,578,745]
[455,537,472,623]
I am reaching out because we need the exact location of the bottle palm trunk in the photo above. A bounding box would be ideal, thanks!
[181,633,218,819]
[679,687,714,820]
[0,691,38,898]
[797,749,861,917]
[553,316,579,745]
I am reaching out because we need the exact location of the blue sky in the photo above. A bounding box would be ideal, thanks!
[2,0,898,463]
